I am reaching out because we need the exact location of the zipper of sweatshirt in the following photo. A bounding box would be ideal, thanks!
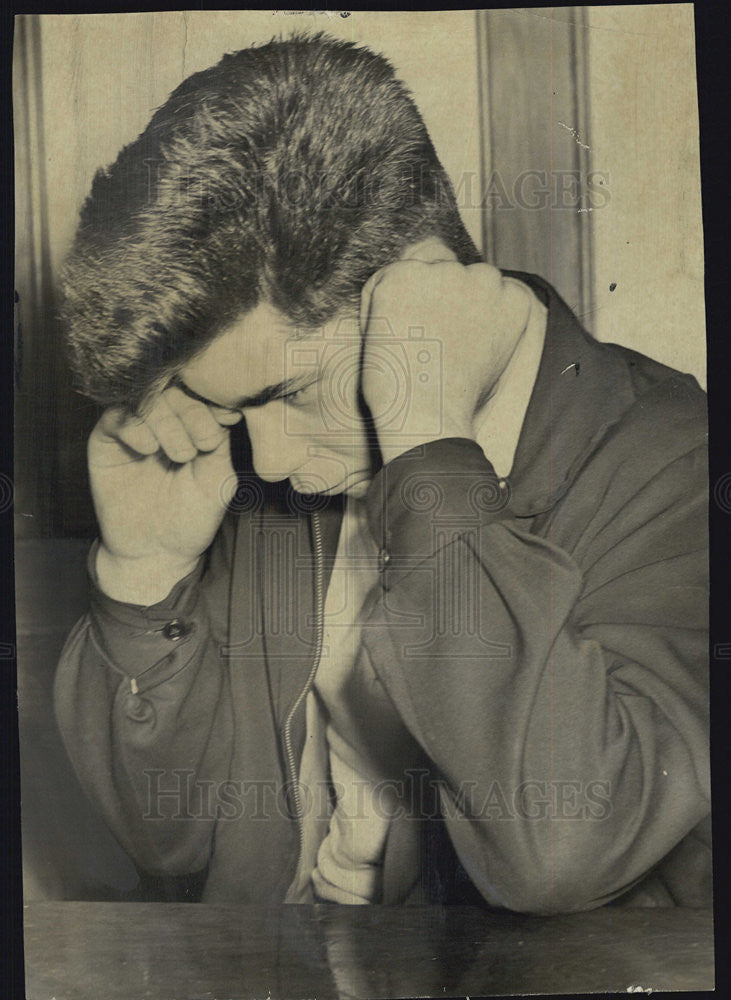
[281,510,325,849]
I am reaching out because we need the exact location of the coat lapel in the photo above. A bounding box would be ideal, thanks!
[203,498,297,902]
[260,490,344,738]
[205,459,344,902]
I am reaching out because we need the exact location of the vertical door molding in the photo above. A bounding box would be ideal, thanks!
[475,7,595,324]
[14,15,58,536]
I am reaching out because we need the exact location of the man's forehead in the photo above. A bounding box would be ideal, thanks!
[226,301,297,356]
[178,301,358,406]
[185,302,295,374]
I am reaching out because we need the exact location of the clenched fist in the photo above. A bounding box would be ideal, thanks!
[359,239,531,464]
[90,386,242,604]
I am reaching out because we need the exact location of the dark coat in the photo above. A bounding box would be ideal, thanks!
[55,274,711,912]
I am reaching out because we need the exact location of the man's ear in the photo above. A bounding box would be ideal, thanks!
[398,236,458,264]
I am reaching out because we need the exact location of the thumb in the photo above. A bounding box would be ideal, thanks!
[196,433,237,506]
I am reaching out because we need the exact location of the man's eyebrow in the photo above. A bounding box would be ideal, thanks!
[169,374,313,410]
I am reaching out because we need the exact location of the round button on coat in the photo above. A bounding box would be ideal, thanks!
[162,619,187,641]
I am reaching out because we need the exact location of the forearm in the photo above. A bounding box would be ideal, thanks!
[362,439,709,912]
[365,574,708,912]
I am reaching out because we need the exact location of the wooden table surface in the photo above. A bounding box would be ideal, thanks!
[24,902,714,999]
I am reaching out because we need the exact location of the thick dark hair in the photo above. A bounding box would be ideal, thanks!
[60,31,480,410]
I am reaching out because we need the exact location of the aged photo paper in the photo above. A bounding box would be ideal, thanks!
[15,7,711,997]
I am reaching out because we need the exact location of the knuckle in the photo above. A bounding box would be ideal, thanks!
[178,396,207,418]
[117,418,145,442]
[151,411,187,436]
[186,413,217,437]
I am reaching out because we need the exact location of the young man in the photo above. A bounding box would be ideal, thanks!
[55,33,710,911]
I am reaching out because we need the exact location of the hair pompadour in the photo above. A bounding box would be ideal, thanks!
[60,31,480,410]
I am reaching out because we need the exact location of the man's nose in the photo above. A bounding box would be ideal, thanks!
[243,405,305,482]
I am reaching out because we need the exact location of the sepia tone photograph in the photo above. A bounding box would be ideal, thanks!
[14,7,712,997]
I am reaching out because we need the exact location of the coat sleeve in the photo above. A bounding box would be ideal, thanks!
[53,516,237,877]
[360,430,709,914]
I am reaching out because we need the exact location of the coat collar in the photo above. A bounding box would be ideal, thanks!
[501,271,637,517]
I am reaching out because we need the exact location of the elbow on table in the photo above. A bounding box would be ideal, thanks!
[488,874,606,915]
[470,847,620,915]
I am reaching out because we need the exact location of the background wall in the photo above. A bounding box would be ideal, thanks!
[586,4,705,377]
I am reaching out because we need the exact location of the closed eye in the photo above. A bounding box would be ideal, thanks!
[170,373,318,411]
[281,380,318,406]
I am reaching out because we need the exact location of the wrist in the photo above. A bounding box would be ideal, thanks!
[95,544,200,605]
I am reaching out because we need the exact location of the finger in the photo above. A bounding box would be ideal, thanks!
[209,405,244,426]
[164,386,230,452]
[140,392,199,463]
[359,247,460,339]
[96,408,159,456]
[359,259,429,339]
[398,237,458,264]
